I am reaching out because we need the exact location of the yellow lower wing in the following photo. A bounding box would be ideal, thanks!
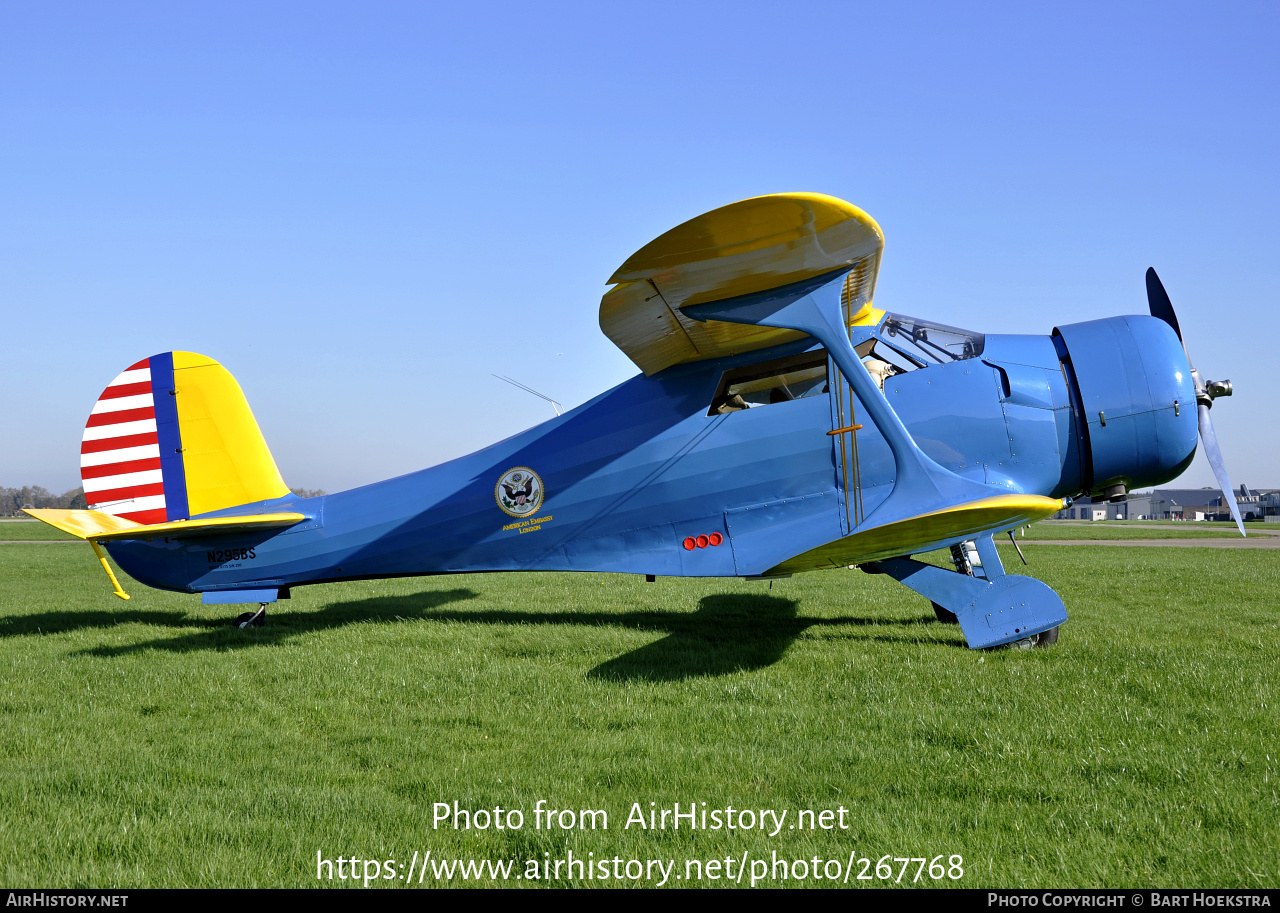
[23,508,305,541]
[769,494,1066,575]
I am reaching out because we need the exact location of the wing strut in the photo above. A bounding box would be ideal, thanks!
[683,270,993,530]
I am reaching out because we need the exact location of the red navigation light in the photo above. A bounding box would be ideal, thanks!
[682,537,696,550]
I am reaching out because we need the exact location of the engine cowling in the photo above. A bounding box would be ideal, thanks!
[1053,315,1199,496]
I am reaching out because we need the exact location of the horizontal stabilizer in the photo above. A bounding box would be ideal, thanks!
[769,495,1066,575]
[23,508,306,541]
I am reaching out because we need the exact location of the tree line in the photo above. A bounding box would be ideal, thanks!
[1,486,327,517]
[0,486,86,516]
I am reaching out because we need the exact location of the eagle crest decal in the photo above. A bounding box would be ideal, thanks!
[495,467,544,518]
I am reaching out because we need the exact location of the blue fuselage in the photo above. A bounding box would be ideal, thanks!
[107,315,1198,596]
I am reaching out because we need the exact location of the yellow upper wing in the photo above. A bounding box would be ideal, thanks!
[600,193,884,374]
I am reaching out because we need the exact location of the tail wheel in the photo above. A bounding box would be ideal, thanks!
[234,605,267,628]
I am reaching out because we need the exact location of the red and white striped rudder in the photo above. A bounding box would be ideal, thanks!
[80,358,169,524]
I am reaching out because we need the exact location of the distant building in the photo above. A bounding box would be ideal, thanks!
[1257,489,1280,522]
[1052,485,1275,521]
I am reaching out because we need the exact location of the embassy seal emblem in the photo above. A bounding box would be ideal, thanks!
[495,467,544,518]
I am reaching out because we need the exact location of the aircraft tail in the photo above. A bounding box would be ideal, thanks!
[80,352,289,522]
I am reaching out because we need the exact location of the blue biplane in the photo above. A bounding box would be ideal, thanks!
[27,193,1242,649]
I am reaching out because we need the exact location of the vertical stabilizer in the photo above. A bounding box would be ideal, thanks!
[80,352,288,522]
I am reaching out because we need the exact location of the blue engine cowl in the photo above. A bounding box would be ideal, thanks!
[1053,315,1199,495]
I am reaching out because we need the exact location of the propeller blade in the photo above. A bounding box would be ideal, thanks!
[1145,269,1242,535]
[1146,267,1183,342]
[1197,403,1246,536]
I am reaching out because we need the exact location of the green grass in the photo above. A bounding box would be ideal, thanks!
[0,519,78,540]
[1021,522,1244,540]
[0,544,1275,888]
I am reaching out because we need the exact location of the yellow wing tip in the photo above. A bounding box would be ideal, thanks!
[608,191,882,284]
[934,494,1066,516]
[23,508,140,539]
[768,494,1067,575]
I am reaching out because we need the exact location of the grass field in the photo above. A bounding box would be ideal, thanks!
[0,541,1275,888]
[1019,524,1241,540]
[0,520,77,540]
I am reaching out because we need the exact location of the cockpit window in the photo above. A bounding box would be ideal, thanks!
[876,313,985,366]
[708,349,828,415]
[847,313,985,390]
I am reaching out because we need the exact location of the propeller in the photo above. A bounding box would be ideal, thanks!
[1145,268,1244,536]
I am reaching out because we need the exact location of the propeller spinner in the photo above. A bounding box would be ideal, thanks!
[1145,268,1245,535]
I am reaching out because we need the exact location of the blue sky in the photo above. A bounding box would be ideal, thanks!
[3,2,1277,495]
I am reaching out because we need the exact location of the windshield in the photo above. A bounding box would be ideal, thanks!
[876,313,985,366]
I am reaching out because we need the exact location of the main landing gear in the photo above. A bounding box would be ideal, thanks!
[234,604,267,628]
[871,535,1068,650]
[943,539,1058,649]
[934,601,1057,647]
[936,604,1056,647]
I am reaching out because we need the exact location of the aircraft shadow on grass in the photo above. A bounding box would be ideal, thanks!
[582,593,951,682]
[309,591,954,681]
[59,587,481,657]
[58,588,957,669]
